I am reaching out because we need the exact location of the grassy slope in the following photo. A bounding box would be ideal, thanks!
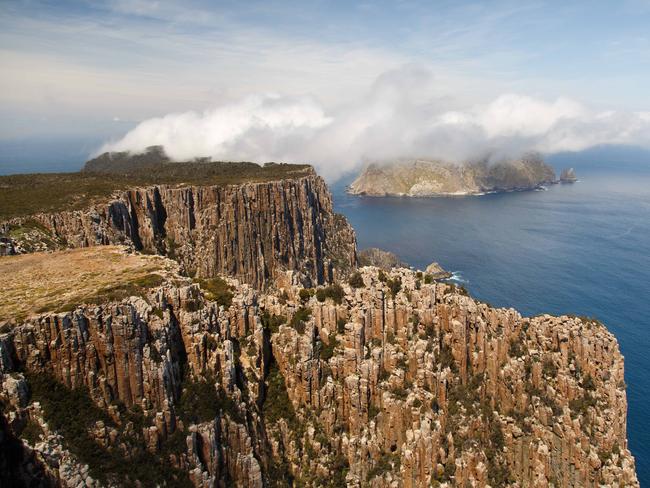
[0,246,182,324]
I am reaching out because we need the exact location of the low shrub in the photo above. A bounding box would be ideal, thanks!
[195,277,233,308]
[348,272,364,288]
[289,307,311,334]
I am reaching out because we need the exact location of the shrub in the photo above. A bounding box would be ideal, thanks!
[320,333,339,361]
[262,312,286,334]
[26,372,193,487]
[583,373,596,391]
[542,359,557,377]
[20,419,44,444]
[390,385,408,400]
[509,338,525,358]
[289,307,311,334]
[176,372,242,425]
[299,288,313,302]
[367,453,400,481]
[263,364,299,433]
[424,274,433,284]
[386,276,402,298]
[195,277,233,308]
[337,317,346,334]
[316,288,327,302]
[348,272,364,288]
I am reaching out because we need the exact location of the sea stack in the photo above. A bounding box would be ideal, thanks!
[560,167,578,183]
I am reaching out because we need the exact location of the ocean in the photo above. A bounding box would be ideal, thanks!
[332,164,650,484]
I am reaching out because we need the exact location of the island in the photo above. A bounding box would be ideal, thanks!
[348,154,557,197]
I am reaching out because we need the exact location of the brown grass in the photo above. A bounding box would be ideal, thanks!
[0,246,181,325]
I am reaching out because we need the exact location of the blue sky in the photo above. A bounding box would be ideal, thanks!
[1,0,650,174]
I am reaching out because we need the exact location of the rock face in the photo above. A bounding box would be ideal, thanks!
[348,155,557,196]
[560,168,578,183]
[0,173,357,289]
[0,265,639,487]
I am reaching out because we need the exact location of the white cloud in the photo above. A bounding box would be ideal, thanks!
[100,67,650,180]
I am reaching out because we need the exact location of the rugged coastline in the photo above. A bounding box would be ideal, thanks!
[0,160,639,487]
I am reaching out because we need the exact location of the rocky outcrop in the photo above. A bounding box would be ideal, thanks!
[348,155,557,196]
[0,174,357,289]
[560,168,578,183]
[425,261,451,279]
[0,263,639,487]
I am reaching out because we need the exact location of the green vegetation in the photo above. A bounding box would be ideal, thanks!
[299,288,314,302]
[438,343,457,372]
[25,372,191,487]
[194,276,233,307]
[542,358,558,377]
[261,312,286,334]
[289,307,311,334]
[337,317,346,333]
[263,364,299,432]
[446,283,469,296]
[20,418,44,445]
[315,283,345,304]
[569,393,597,419]
[367,452,400,481]
[320,333,339,361]
[385,276,402,298]
[508,337,526,358]
[424,274,434,284]
[0,162,312,221]
[348,271,365,288]
[175,372,242,425]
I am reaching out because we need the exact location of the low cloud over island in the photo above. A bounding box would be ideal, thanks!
[100,67,650,180]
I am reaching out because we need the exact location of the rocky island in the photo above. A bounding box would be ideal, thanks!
[348,154,557,197]
[0,154,639,487]
[560,168,578,183]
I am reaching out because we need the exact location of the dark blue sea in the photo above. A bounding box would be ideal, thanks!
[332,162,650,484]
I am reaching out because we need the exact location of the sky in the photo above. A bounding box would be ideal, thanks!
[1,0,650,177]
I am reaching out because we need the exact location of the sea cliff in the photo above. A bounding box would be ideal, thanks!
[0,161,639,487]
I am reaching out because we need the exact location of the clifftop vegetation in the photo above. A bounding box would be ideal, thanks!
[0,158,312,220]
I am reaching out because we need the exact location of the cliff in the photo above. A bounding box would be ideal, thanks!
[0,163,639,487]
[348,155,557,197]
[0,247,639,487]
[0,171,357,289]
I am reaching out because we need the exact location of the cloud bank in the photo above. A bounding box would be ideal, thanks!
[100,68,650,180]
